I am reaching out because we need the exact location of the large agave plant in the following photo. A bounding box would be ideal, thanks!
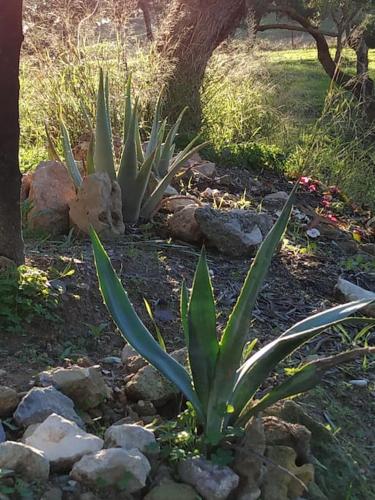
[61,70,206,223]
[91,187,374,444]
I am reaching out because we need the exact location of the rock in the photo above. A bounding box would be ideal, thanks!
[38,365,111,410]
[337,239,358,255]
[336,277,375,316]
[261,445,314,500]
[164,185,179,197]
[125,348,188,406]
[178,457,239,500]
[121,344,138,363]
[264,400,363,499]
[194,207,273,257]
[70,448,151,493]
[233,416,265,500]
[0,370,6,378]
[0,441,50,481]
[144,480,198,500]
[27,161,76,235]
[262,191,289,210]
[191,162,217,179]
[104,423,157,454]
[0,386,19,417]
[133,400,156,416]
[126,356,148,374]
[263,416,311,464]
[101,356,122,366]
[20,172,33,202]
[360,243,375,256]
[14,386,84,428]
[163,196,201,214]
[0,422,5,443]
[167,205,203,244]
[25,413,103,471]
[69,172,125,237]
[40,487,63,500]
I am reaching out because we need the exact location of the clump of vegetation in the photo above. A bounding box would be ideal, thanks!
[0,266,60,333]
[91,188,374,448]
[61,70,205,223]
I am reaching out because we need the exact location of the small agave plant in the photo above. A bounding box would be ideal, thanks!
[61,70,206,223]
[91,187,374,445]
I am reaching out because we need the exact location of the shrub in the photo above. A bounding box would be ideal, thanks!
[0,266,60,333]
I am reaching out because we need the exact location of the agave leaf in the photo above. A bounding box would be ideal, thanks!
[230,302,375,422]
[86,134,95,175]
[238,346,375,425]
[80,100,94,134]
[146,94,163,159]
[143,298,166,351]
[180,280,189,347]
[60,121,82,189]
[90,228,203,419]
[141,140,208,220]
[94,69,116,180]
[205,185,297,440]
[123,75,132,146]
[45,122,61,162]
[156,108,186,177]
[188,248,219,413]
[118,97,139,194]
[135,112,144,165]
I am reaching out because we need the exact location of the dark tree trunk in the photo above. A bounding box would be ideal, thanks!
[157,0,247,134]
[139,0,154,41]
[0,0,25,264]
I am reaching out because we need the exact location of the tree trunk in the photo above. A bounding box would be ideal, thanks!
[0,0,25,265]
[139,0,153,41]
[156,0,247,134]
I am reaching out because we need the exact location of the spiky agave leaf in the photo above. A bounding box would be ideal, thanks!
[60,121,82,189]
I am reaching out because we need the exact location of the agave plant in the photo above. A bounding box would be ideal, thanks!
[61,70,206,223]
[91,187,374,445]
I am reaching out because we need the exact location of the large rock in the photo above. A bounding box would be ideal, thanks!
[178,457,239,500]
[125,348,187,406]
[233,416,265,500]
[194,207,273,257]
[261,445,314,500]
[104,423,157,454]
[167,205,203,243]
[0,441,50,481]
[262,191,289,210]
[336,278,375,316]
[14,386,84,428]
[39,365,111,410]
[69,172,125,237]
[70,448,151,493]
[25,413,103,471]
[27,161,76,235]
[144,480,198,500]
[0,422,5,443]
[0,386,19,417]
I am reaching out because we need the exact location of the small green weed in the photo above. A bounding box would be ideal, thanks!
[0,266,60,333]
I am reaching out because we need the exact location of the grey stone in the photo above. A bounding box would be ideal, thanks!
[194,207,273,257]
[178,457,239,500]
[25,413,103,471]
[39,365,111,410]
[40,487,63,500]
[144,479,198,500]
[336,278,375,316]
[0,441,50,481]
[262,191,289,210]
[70,448,151,493]
[0,386,19,417]
[104,423,157,454]
[14,386,84,427]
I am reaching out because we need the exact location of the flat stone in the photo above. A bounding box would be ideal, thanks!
[14,386,84,428]
[39,365,111,410]
[194,207,273,257]
[0,386,19,417]
[178,457,239,500]
[0,441,50,481]
[0,422,5,443]
[70,448,151,493]
[336,278,375,316]
[25,413,103,471]
[104,423,157,454]
[144,480,198,500]
[262,191,289,210]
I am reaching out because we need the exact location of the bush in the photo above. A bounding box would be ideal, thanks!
[0,266,60,333]
[205,142,286,171]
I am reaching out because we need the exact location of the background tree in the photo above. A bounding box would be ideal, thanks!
[156,0,248,133]
[0,0,25,264]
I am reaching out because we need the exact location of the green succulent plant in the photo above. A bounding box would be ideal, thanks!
[90,187,374,445]
[61,70,206,223]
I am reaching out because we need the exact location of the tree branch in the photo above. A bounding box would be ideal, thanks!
[257,23,338,38]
